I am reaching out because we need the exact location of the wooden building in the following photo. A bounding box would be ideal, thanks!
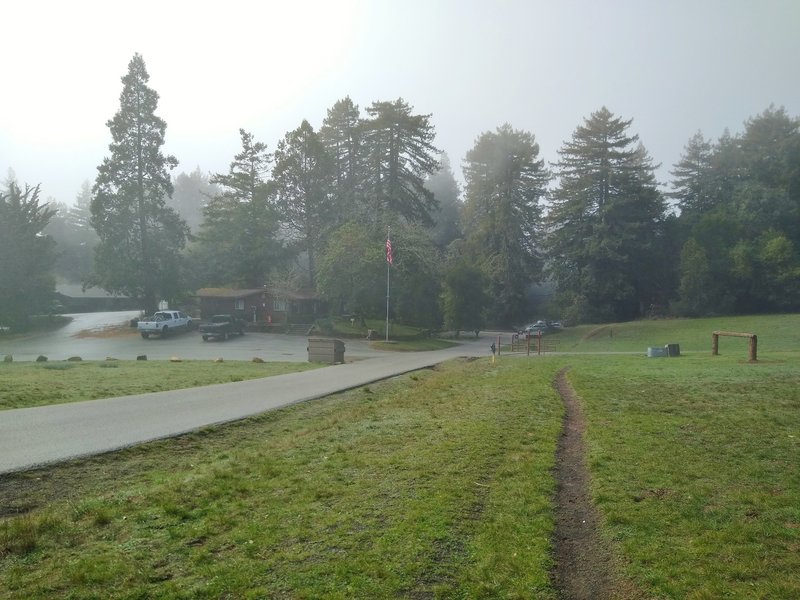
[195,288,326,325]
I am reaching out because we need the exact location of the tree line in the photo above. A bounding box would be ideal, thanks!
[3,53,798,330]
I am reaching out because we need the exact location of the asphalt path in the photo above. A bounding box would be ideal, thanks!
[0,311,379,363]
[1,322,494,474]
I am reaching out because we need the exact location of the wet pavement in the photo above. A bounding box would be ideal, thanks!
[0,311,380,363]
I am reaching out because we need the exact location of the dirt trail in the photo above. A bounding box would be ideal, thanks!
[551,367,645,600]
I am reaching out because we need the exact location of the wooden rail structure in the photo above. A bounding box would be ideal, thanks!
[504,332,559,356]
[711,331,757,362]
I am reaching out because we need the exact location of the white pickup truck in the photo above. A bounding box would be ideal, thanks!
[137,310,193,339]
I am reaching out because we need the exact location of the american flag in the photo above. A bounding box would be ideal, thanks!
[386,237,393,265]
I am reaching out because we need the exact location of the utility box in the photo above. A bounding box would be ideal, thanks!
[307,338,345,364]
[647,346,669,358]
[666,343,681,357]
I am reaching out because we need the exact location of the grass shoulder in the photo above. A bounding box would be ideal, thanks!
[0,357,564,598]
[0,360,321,411]
[370,338,459,351]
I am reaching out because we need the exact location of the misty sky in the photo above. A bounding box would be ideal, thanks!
[2,0,798,205]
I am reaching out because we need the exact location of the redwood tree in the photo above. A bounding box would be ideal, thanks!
[90,54,187,313]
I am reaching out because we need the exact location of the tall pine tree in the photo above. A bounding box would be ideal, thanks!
[195,129,282,287]
[0,182,56,327]
[547,107,667,323]
[361,98,439,226]
[90,54,187,313]
[462,124,550,325]
[670,131,716,224]
[425,153,462,249]
[272,120,333,288]
[319,96,363,224]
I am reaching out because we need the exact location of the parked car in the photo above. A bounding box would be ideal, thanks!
[137,310,193,339]
[520,320,548,334]
[199,314,246,341]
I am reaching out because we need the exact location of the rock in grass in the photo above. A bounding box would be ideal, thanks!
[36,355,48,362]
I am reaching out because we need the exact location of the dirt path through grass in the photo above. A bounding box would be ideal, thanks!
[551,367,644,600]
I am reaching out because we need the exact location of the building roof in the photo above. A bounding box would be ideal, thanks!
[195,288,265,299]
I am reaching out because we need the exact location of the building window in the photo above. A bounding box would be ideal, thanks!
[273,298,287,311]
[235,299,244,311]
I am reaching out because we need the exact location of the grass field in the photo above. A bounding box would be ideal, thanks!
[1,313,798,598]
[567,352,800,598]
[0,358,564,599]
[0,361,320,411]
[547,313,800,353]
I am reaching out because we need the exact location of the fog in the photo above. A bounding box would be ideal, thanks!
[2,0,798,203]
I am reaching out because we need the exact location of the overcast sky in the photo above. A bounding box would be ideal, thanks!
[2,0,798,204]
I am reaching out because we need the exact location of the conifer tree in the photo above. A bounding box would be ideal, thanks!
[0,182,56,327]
[462,124,549,325]
[670,131,715,223]
[90,54,187,312]
[361,98,439,226]
[425,153,462,249]
[273,120,333,288]
[195,129,282,287]
[547,107,667,323]
[319,96,363,223]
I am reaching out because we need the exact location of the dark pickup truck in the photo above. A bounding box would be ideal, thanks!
[199,314,246,341]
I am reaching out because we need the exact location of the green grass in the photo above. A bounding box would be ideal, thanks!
[322,317,433,340]
[2,312,799,597]
[565,352,800,598]
[370,338,458,351]
[0,358,563,599]
[548,313,800,353]
[0,361,321,410]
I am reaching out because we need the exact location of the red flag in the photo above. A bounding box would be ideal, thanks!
[386,238,393,265]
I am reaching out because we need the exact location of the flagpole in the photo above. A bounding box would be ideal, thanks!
[385,226,390,342]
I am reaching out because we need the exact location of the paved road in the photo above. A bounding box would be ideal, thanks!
[0,338,492,474]
[0,311,379,363]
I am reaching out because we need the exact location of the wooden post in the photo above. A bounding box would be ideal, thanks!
[749,335,758,362]
[711,332,719,356]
